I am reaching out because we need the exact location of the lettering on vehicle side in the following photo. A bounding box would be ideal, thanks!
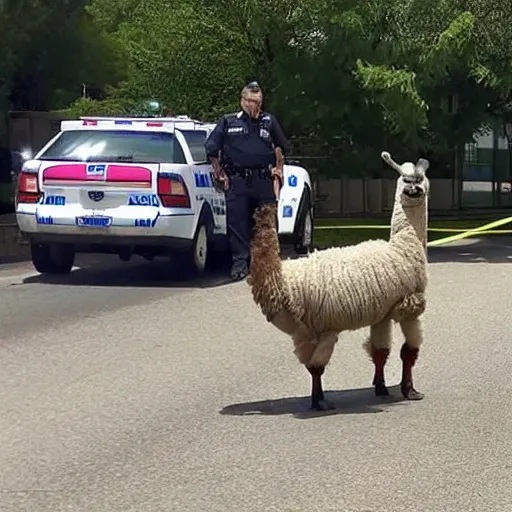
[288,175,298,187]
[128,194,160,207]
[37,215,54,225]
[282,205,293,218]
[194,172,212,188]
[135,218,152,227]
[195,196,226,215]
[44,195,66,206]
[134,212,159,228]
[87,164,106,176]
[212,197,226,215]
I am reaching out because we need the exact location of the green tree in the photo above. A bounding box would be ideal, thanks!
[60,0,512,177]
[0,0,124,141]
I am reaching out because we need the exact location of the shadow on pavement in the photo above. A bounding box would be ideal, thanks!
[20,245,303,289]
[21,255,235,289]
[220,385,410,419]
[427,235,512,264]
[18,237,512,289]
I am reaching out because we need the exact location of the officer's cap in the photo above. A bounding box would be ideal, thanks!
[241,81,263,98]
[246,81,261,92]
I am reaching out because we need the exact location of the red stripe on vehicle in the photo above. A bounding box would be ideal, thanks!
[106,165,152,182]
[42,164,92,181]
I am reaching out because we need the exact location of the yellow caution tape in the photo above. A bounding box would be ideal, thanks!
[426,216,512,246]
[316,225,512,234]
[315,225,390,230]
[314,216,512,247]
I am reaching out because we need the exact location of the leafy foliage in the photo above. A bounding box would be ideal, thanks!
[0,0,124,141]
[2,0,512,177]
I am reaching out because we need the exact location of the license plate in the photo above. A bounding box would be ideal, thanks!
[76,216,112,228]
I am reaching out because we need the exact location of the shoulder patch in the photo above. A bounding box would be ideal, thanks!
[223,112,242,121]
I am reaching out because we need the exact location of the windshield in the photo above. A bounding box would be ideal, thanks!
[38,130,185,163]
[179,130,207,162]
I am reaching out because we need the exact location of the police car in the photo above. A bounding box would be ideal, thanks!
[15,115,314,277]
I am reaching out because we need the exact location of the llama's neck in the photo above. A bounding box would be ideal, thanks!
[248,203,291,321]
[390,197,428,251]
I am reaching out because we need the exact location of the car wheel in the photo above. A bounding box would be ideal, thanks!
[191,222,209,273]
[30,242,75,274]
[170,212,212,279]
[294,190,314,255]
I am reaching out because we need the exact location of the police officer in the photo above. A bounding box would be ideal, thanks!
[204,81,290,281]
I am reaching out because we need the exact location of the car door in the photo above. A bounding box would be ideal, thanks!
[178,129,227,235]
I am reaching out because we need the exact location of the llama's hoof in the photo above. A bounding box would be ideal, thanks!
[311,399,336,411]
[374,382,389,396]
[401,383,424,400]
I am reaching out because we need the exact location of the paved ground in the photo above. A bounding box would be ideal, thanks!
[1,237,512,512]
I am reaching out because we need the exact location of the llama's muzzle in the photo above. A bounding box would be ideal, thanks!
[404,185,424,198]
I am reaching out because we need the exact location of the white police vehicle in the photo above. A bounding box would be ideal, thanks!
[15,115,314,277]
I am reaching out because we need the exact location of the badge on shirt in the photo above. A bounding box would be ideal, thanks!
[259,128,270,139]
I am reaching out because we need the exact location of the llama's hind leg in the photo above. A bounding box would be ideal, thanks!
[363,319,392,397]
[399,317,424,400]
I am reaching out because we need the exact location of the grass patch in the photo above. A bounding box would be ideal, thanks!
[314,216,512,247]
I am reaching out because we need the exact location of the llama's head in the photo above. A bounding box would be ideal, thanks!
[381,151,430,207]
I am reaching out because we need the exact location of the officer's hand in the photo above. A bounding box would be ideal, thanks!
[271,166,283,181]
[213,171,229,192]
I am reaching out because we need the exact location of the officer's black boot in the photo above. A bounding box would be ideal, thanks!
[230,260,249,281]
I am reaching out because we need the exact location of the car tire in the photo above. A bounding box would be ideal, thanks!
[170,209,212,279]
[30,242,75,274]
[293,188,314,255]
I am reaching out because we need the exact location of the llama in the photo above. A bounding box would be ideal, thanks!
[247,151,429,410]
[362,151,429,401]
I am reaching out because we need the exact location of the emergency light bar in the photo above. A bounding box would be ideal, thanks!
[81,119,168,127]
[79,115,202,124]
[61,115,213,132]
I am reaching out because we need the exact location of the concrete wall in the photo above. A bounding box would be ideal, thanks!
[315,177,460,216]
[0,220,29,263]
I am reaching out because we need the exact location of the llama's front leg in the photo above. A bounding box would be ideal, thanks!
[363,319,392,396]
[306,365,329,410]
[399,317,424,400]
[298,332,338,411]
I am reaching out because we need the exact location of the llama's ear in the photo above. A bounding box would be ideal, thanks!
[415,158,430,174]
[381,151,402,174]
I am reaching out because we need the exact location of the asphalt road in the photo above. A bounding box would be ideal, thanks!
[1,237,512,512]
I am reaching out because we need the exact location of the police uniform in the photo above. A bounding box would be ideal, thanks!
[204,104,290,279]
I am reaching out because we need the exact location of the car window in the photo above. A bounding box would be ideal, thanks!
[179,130,208,163]
[173,137,187,164]
[38,130,182,164]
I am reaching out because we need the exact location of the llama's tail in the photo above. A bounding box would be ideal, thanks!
[247,202,295,326]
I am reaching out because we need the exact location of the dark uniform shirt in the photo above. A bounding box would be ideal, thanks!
[204,110,290,170]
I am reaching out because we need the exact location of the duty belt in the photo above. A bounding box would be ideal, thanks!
[226,165,272,179]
